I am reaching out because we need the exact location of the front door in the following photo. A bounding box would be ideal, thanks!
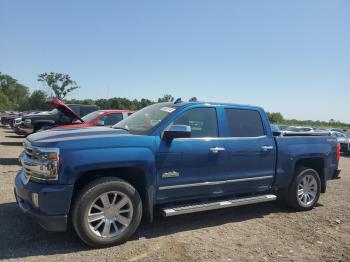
[155,107,227,202]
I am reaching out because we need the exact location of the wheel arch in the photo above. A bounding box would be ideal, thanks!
[294,157,326,193]
[71,166,156,222]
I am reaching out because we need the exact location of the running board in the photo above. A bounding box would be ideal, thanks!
[162,194,277,217]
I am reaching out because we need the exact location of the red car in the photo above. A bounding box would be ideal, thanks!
[56,109,134,129]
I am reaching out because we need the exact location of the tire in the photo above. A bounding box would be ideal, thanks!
[286,166,321,211]
[72,177,142,248]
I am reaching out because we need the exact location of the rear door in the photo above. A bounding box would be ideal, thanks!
[218,108,276,194]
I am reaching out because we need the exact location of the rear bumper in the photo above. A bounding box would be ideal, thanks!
[14,170,74,231]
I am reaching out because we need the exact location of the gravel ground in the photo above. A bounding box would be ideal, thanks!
[0,126,349,262]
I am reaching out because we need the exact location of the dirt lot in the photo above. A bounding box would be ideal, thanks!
[0,126,349,262]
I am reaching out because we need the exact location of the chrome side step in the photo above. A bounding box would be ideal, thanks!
[162,194,277,217]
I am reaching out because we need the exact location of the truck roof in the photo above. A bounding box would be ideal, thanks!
[171,100,265,112]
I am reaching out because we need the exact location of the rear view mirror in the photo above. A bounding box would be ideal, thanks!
[162,125,191,140]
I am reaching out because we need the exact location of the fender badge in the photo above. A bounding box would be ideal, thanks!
[162,171,180,178]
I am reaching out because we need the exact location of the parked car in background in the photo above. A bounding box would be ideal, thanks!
[270,124,281,135]
[277,125,289,131]
[55,110,134,129]
[330,131,350,154]
[14,98,99,136]
[15,100,341,247]
[1,112,22,127]
[285,126,314,133]
[330,128,345,133]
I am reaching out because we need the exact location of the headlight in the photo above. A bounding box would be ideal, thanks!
[20,142,60,182]
[24,119,31,125]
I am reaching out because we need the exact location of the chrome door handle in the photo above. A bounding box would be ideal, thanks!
[261,145,274,152]
[209,147,226,153]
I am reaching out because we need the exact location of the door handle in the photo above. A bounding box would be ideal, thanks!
[261,145,274,152]
[209,147,226,153]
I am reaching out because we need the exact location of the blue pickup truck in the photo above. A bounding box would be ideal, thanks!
[15,100,341,247]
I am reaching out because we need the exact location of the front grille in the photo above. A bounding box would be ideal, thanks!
[25,147,33,158]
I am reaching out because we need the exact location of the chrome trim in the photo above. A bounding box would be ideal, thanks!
[172,135,268,141]
[19,141,60,181]
[209,147,226,153]
[158,175,274,190]
[162,194,277,216]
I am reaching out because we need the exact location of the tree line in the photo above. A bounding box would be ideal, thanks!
[1,72,349,129]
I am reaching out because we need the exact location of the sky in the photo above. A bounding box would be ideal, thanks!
[1,0,349,122]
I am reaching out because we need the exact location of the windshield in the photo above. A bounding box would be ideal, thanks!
[113,103,177,134]
[82,111,104,122]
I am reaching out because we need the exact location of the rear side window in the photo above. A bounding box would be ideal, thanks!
[225,108,265,137]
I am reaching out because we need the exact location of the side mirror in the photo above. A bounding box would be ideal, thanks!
[162,125,191,140]
[96,120,105,126]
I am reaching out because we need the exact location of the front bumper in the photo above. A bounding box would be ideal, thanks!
[14,170,74,231]
[14,125,33,136]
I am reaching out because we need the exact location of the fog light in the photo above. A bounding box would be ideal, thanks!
[32,193,39,208]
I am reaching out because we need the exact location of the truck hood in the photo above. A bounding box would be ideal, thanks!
[22,99,84,122]
[27,127,129,145]
[51,98,84,122]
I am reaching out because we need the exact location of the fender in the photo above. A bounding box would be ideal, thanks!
[60,147,157,221]
[275,137,335,189]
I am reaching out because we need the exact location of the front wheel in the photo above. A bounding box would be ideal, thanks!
[72,177,142,248]
[286,167,321,211]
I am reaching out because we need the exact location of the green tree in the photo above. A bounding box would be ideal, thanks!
[158,94,174,102]
[267,112,284,124]
[38,72,80,100]
[21,90,49,111]
[0,72,30,109]
[0,89,11,110]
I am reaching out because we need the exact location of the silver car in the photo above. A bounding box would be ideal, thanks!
[330,131,350,154]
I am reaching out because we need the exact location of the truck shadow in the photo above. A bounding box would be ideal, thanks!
[0,158,20,165]
[0,201,311,259]
[1,142,24,146]
[5,135,25,138]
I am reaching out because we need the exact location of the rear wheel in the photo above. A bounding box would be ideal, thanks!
[286,167,321,211]
[72,177,142,248]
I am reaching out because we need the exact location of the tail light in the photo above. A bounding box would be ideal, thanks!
[336,143,341,161]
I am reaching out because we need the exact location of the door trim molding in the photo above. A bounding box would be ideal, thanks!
[158,175,274,190]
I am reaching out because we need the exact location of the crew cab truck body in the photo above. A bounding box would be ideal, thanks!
[14,101,341,247]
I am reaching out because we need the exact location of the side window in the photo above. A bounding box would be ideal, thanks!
[171,108,218,138]
[225,108,265,137]
[102,113,123,126]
